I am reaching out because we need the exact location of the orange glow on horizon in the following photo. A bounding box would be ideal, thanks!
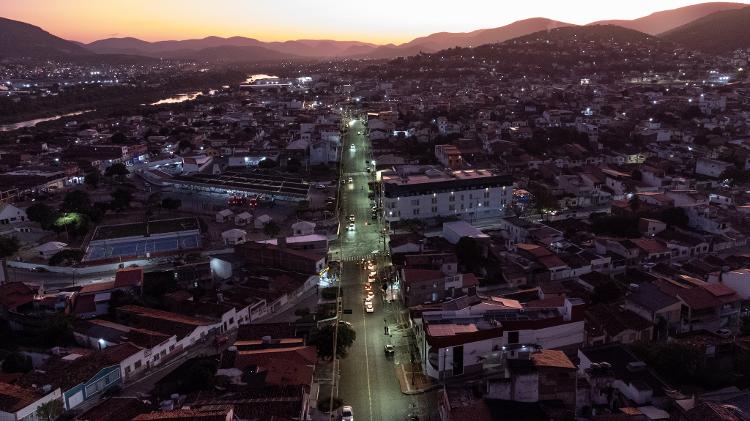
[3,0,749,45]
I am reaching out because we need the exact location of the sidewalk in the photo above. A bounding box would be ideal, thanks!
[395,362,438,395]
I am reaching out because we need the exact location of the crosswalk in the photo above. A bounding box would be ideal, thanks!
[340,253,379,262]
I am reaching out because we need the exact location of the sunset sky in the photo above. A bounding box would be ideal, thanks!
[2,0,748,44]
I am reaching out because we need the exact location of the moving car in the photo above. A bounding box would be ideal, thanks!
[350,144,356,150]
[342,405,354,421]
[347,222,355,231]
[365,301,374,313]
[347,177,353,184]
[348,214,355,222]
[384,344,395,355]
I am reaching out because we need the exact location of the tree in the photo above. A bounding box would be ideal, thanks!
[26,203,57,229]
[35,399,63,421]
[593,281,624,304]
[48,249,84,266]
[628,195,641,212]
[456,237,483,273]
[84,170,100,188]
[161,198,182,210]
[110,188,133,210]
[309,323,356,360]
[0,236,20,258]
[61,190,91,214]
[2,352,32,373]
[177,139,193,153]
[104,163,129,178]
[257,158,277,169]
[263,221,280,238]
[110,132,127,144]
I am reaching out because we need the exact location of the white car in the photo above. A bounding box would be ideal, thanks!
[342,405,354,421]
[348,222,355,231]
[350,144,356,150]
[365,301,374,313]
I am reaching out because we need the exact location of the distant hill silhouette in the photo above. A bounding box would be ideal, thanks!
[0,17,91,58]
[661,5,750,53]
[165,45,298,63]
[87,36,374,58]
[589,2,746,34]
[392,18,573,53]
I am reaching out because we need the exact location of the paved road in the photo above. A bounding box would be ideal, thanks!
[334,120,436,421]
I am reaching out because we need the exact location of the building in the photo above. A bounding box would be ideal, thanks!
[400,268,478,306]
[0,382,62,421]
[0,204,27,225]
[382,168,513,222]
[413,295,585,380]
[435,144,464,169]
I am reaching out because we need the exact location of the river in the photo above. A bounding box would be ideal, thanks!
[0,110,94,132]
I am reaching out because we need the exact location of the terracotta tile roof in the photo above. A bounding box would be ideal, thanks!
[630,238,669,254]
[0,382,43,413]
[402,268,444,284]
[262,358,314,387]
[114,267,143,289]
[0,282,35,311]
[72,294,97,316]
[78,281,116,295]
[77,397,150,421]
[133,405,233,421]
[530,349,576,369]
[685,401,747,421]
[234,346,316,371]
[237,323,298,341]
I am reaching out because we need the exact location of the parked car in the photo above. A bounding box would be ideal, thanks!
[342,406,354,421]
[348,222,356,231]
[384,344,395,355]
[365,301,374,313]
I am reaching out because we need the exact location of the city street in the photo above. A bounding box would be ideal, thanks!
[334,120,437,420]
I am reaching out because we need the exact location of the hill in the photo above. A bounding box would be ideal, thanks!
[87,36,374,58]
[395,18,573,53]
[589,2,746,35]
[167,45,297,63]
[0,17,91,58]
[661,5,750,53]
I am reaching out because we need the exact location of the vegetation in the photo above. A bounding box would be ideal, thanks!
[35,400,63,421]
[104,163,129,178]
[1,352,32,373]
[0,236,20,258]
[309,323,356,360]
[84,170,100,188]
[110,188,133,210]
[317,396,343,413]
[263,221,281,238]
[48,249,84,266]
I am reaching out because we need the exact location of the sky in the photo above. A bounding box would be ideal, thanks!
[2,0,748,44]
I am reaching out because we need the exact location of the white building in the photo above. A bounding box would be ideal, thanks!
[382,168,513,223]
[0,204,27,225]
[221,229,247,245]
[216,209,234,223]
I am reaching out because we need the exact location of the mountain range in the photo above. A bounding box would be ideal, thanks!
[1,2,750,62]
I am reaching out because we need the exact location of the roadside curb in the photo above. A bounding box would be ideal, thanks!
[395,363,439,395]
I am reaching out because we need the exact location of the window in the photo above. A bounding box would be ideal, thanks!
[449,195,455,202]
[431,206,437,213]
[483,201,489,207]
[449,204,455,211]
[169,345,175,352]
[411,199,420,206]
[431,197,437,204]
[484,191,490,198]
[125,366,131,376]
[413,209,420,215]
[134,361,142,369]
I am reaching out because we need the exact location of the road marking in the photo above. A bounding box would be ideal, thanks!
[363,270,374,421]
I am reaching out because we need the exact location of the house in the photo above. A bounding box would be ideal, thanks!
[291,220,315,236]
[221,228,247,246]
[485,349,577,409]
[654,277,742,333]
[400,268,478,306]
[254,214,272,230]
[234,211,253,226]
[585,304,654,346]
[35,241,67,259]
[234,242,325,274]
[116,305,223,350]
[0,382,62,421]
[215,209,234,223]
[695,158,733,179]
[438,387,492,421]
[414,295,586,380]
[624,282,682,338]
[0,204,27,225]
[442,221,489,245]
[18,343,143,410]
[638,218,667,237]
[578,343,671,408]
[132,406,234,421]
